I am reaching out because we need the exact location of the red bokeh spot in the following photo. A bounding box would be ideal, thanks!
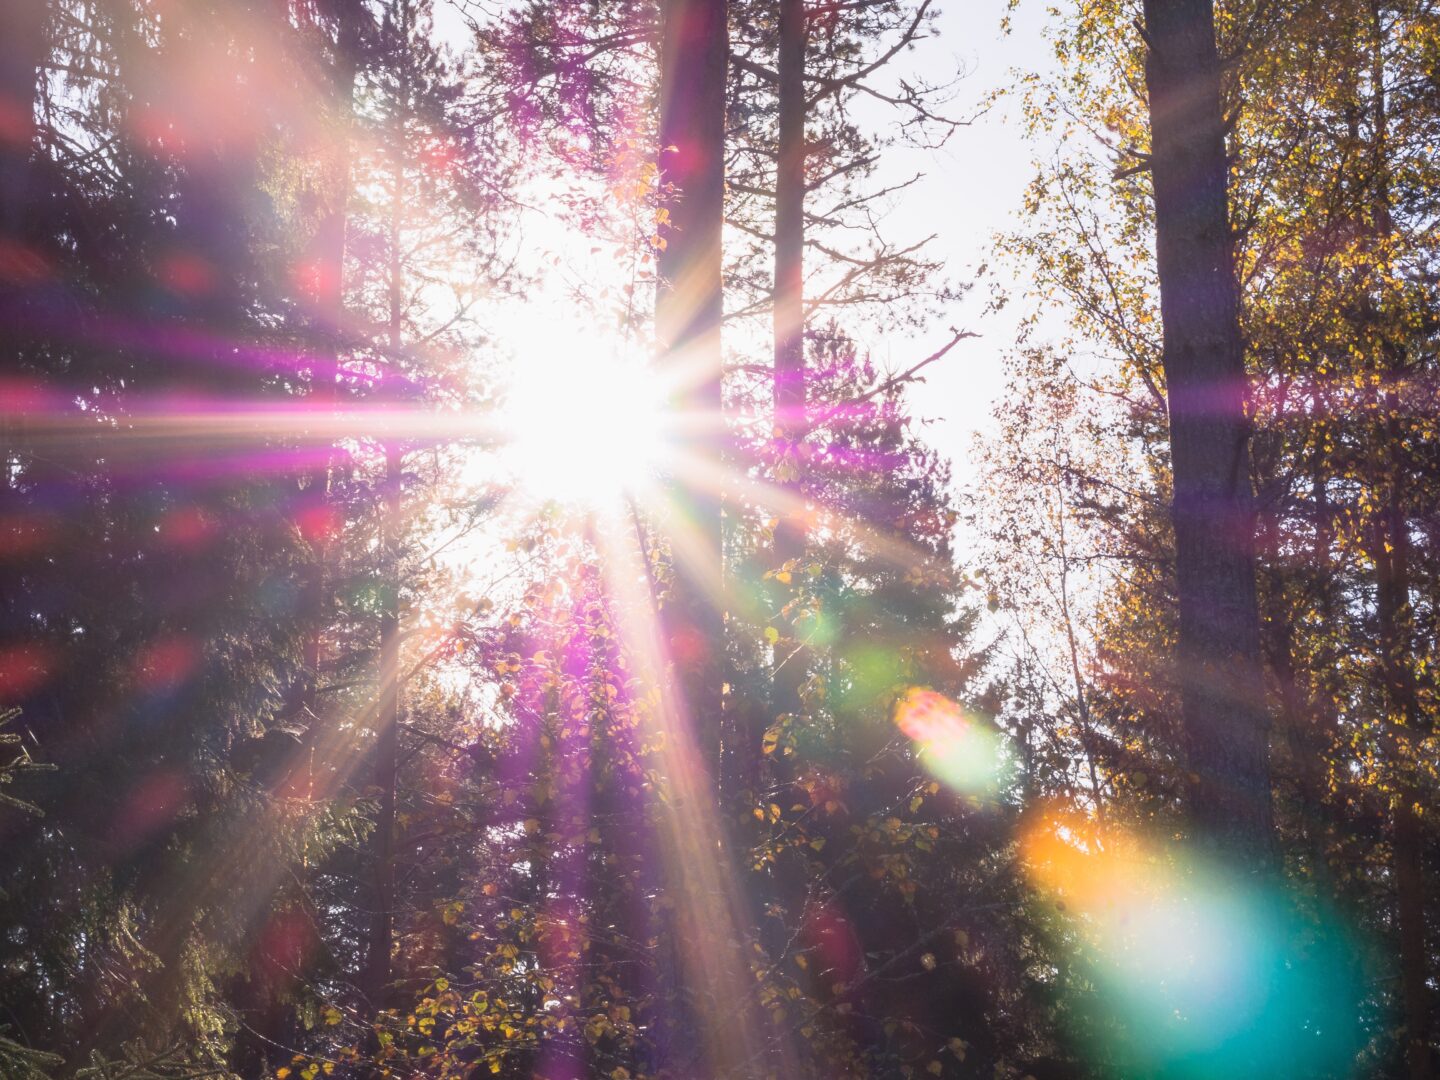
[157,251,217,296]
[0,514,55,559]
[800,767,845,814]
[157,506,218,550]
[291,259,339,302]
[0,643,54,699]
[802,901,862,986]
[294,503,340,543]
[422,142,456,177]
[112,770,187,846]
[0,95,30,145]
[668,622,710,668]
[135,636,200,692]
[0,377,58,414]
[0,241,51,285]
[270,761,314,801]
[255,911,316,978]
[130,106,180,146]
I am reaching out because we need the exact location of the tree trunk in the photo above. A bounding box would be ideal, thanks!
[295,8,360,737]
[656,0,727,771]
[365,42,408,1004]
[0,0,45,503]
[1372,442,1429,1080]
[1363,2,1430,1068]
[770,0,807,727]
[1260,566,1334,889]
[1372,265,1430,1080]
[364,441,402,1009]
[0,0,44,251]
[1140,0,1273,857]
[1395,790,1430,1080]
[1374,241,1432,1080]
[653,8,782,1072]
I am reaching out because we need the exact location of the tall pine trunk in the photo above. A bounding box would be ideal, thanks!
[1394,770,1430,1080]
[364,16,409,1004]
[653,5,783,1072]
[364,441,402,1007]
[770,0,807,727]
[1140,0,1272,858]
[296,7,360,738]
[1363,3,1430,1069]
[0,0,45,501]
[238,18,361,1069]
[0,0,43,251]
[1372,400,1428,1080]
[656,0,727,770]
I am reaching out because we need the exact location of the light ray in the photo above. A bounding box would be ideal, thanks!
[591,509,801,1077]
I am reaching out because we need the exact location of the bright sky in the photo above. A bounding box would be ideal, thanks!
[437,0,1062,527]
[858,0,1057,492]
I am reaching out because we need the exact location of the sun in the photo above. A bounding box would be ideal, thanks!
[499,320,669,508]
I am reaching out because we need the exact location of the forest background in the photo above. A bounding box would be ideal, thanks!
[0,0,1436,1078]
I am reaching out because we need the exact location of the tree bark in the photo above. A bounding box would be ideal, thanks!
[1395,785,1430,1080]
[770,0,807,728]
[1371,415,1429,1080]
[0,0,45,502]
[1363,2,1430,1068]
[365,30,408,1004]
[1140,0,1273,858]
[0,0,44,251]
[295,6,361,736]
[656,0,728,770]
[363,441,402,1009]
[1372,230,1430,1080]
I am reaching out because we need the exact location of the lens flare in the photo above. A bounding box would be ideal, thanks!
[1021,808,1361,1076]
[893,687,1003,797]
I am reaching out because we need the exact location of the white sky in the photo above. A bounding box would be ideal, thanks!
[858,0,1057,491]
[437,0,1063,528]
